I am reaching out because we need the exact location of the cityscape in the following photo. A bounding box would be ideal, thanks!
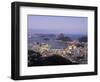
[28,15,88,66]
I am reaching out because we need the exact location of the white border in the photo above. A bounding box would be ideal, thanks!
[20,6,94,76]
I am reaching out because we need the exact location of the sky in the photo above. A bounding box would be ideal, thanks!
[28,15,87,35]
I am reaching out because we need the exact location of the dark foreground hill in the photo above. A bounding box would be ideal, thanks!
[28,50,78,66]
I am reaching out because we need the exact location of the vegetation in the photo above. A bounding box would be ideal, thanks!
[28,50,78,66]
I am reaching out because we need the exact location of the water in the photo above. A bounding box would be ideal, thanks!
[28,34,84,49]
[28,34,88,64]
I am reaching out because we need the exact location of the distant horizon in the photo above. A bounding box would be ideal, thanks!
[28,30,87,35]
[28,31,87,36]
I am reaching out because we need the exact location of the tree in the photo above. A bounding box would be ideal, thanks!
[28,50,43,66]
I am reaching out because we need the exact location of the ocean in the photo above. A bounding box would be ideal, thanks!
[28,33,86,49]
